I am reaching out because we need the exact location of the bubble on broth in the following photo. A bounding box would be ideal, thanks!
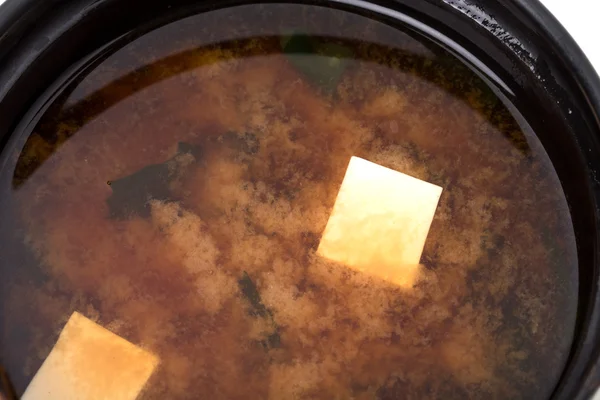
[0,4,577,400]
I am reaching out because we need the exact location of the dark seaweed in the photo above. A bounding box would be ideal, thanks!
[106,142,200,219]
[238,271,271,318]
[238,271,281,350]
[222,131,260,155]
[263,331,281,349]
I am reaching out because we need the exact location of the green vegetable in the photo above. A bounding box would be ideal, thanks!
[281,33,354,94]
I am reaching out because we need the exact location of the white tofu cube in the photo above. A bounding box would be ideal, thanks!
[22,312,159,400]
[317,156,442,287]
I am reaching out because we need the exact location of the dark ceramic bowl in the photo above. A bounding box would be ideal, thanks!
[0,0,599,399]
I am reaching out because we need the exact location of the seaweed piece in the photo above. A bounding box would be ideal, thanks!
[106,142,201,219]
[263,331,281,349]
[238,271,271,318]
[281,33,354,94]
[238,271,281,350]
[221,131,260,155]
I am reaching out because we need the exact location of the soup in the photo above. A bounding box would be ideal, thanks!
[0,4,577,399]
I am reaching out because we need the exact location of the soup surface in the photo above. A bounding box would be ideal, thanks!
[0,4,578,400]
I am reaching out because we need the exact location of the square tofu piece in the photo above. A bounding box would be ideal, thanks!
[317,156,442,287]
[22,312,159,400]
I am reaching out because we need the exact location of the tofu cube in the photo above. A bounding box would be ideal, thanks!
[22,312,159,400]
[317,156,442,287]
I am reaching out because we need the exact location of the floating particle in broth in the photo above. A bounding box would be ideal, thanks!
[0,4,577,400]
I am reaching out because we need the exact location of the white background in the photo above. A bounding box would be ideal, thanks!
[540,0,600,74]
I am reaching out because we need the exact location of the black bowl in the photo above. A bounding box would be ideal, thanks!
[0,0,599,399]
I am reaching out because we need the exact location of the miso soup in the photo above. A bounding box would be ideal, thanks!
[0,4,577,400]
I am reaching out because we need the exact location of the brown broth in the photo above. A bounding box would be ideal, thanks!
[0,4,578,400]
